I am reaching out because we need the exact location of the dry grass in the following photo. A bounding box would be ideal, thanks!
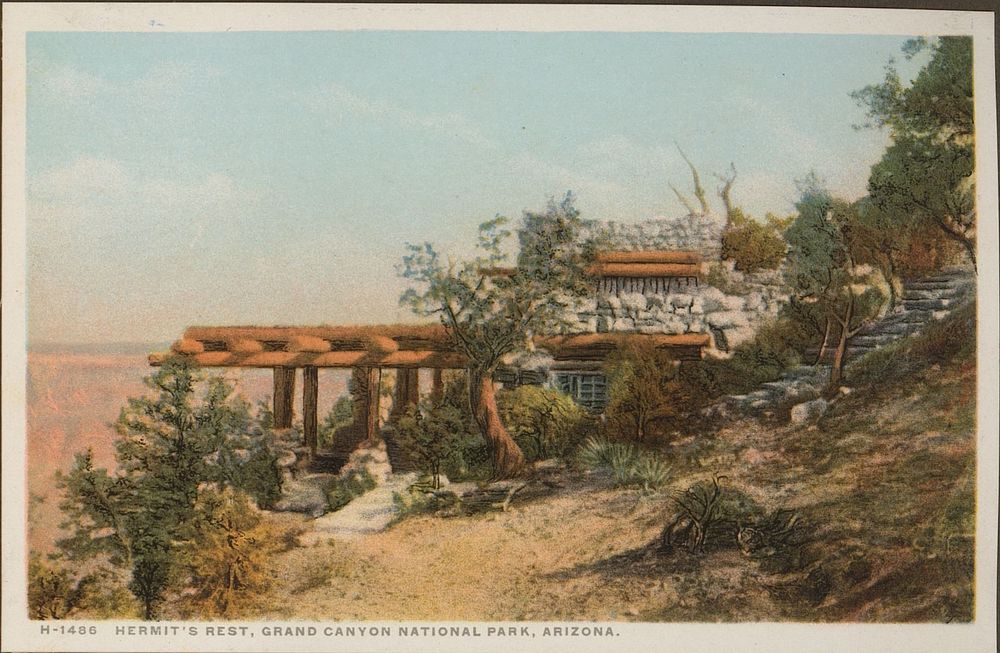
[220,310,976,623]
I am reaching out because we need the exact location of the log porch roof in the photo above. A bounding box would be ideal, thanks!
[150,325,709,368]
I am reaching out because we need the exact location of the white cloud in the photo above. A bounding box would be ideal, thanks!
[28,157,263,254]
[29,157,129,201]
[308,83,496,149]
[31,64,111,100]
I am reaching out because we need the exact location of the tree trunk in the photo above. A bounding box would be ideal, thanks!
[468,368,525,478]
[884,256,898,312]
[814,318,832,367]
[829,300,854,389]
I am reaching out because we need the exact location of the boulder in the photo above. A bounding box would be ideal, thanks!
[722,325,756,349]
[706,310,750,329]
[721,295,747,311]
[790,398,829,425]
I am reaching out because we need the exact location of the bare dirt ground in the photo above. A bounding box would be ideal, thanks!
[224,342,974,623]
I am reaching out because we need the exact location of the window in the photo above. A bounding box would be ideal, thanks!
[554,372,608,411]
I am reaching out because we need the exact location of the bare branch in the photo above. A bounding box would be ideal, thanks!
[669,182,697,215]
[714,163,737,227]
[676,143,710,217]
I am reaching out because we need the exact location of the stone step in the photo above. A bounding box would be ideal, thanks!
[895,310,934,324]
[902,298,951,311]
[850,335,897,347]
[857,322,919,337]
[903,281,965,292]
[781,365,825,380]
[901,288,964,301]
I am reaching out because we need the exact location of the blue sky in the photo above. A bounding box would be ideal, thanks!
[25,31,925,345]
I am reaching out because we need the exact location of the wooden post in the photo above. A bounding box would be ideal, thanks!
[273,367,296,429]
[390,368,420,422]
[431,369,444,404]
[364,367,381,445]
[303,366,318,456]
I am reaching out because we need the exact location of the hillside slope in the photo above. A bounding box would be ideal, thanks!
[169,301,977,622]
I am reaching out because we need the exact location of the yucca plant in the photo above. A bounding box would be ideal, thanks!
[629,454,672,492]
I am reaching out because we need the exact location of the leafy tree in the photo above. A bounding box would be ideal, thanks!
[497,385,590,461]
[399,193,593,477]
[603,338,691,442]
[395,402,468,489]
[784,179,887,388]
[720,208,792,273]
[56,358,281,619]
[854,36,975,267]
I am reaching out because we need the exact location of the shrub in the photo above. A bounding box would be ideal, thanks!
[319,395,354,450]
[28,554,93,619]
[327,467,377,511]
[576,437,671,491]
[679,317,810,405]
[215,409,283,510]
[603,338,691,442]
[497,385,592,461]
[720,208,792,273]
[629,454,672,492]
[180,487,288,617]
[394,402,468,489]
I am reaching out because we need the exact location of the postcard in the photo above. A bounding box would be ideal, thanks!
[2,3,997,652]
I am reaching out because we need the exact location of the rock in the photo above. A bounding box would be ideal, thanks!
[611,318,632,332]
[273,479,330,518]
[669,293,693,309]
[275,449,298,469]
[690,298,704,315]
[790,398,829,425]
[706,310,749,329]
[699,286,726,310]
[620,292,647,312]
[721,325,755,349]
[721,295,747,311]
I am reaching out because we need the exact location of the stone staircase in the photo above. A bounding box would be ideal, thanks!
[807,266,974,363]
[849,266,973,359]
[708,266,975,420]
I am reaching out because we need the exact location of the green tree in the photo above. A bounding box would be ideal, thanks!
[497,385,590,461]
[395,403,468,489]
[854,36,975,267]
[784,179,887,388]
[399,193,593,477]
[720,208,792,273]
[56,358,281,619]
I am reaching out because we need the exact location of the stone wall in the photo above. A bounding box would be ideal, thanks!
[579,214,725,258]
[568,216,789,355]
